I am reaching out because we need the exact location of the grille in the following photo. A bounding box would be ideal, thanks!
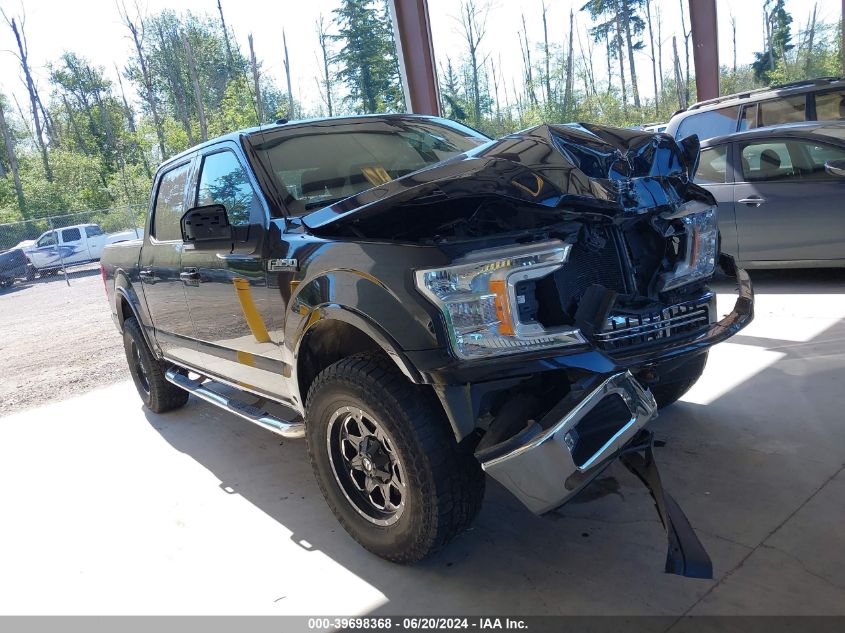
[570,394,633,468]
[554,231,626,314]
[595,300,711,351]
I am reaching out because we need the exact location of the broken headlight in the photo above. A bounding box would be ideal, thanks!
[659,207,718,291]
[415,241,585,359]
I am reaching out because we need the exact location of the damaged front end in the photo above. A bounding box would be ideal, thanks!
[304,122,754,577]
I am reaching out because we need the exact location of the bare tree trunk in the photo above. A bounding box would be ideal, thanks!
[541,1,552,105]
[283,29,294,118]
[576,18,597,97]
[182,32,207,142]
[621,0,640,108]
[248,33,264,123]
[656,5,664,96]
[520,14,538,106]
[4,15,52,181]
[613,1,628,109]
[119,2,167,160]
[605,34,613,96]
[459,1,488,126]
[645,0,658,116]
[316,15,334,117]
[564,10,575,114]
[217,0,235,76]
[805,4,817,73]
[115,64,151,178]
[0,96,25,216]
[673,35,687,109]
[679,0,690,105]
[489,58,501,120]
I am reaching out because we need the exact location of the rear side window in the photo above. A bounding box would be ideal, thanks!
[758,96,806,127]
[85,225,104,238]
[62,228,81,242]
[694,146,728,184]
[676,106,739,140]
[195,150,260,226]
[152,163,191,241]
[814,91,845,121]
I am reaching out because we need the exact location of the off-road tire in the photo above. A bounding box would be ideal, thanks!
[306,353,485,563]
[651,352,708,409]
[123,316,189,413]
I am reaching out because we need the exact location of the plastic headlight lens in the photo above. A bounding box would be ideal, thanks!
[415,242,585,359]
[660,207,718,291]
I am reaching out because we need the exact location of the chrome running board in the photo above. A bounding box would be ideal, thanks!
[165,368,305,439]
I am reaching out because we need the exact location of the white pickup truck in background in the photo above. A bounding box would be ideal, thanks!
[24,223,144,272]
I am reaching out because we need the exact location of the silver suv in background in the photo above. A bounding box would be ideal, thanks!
[666,77,845,141]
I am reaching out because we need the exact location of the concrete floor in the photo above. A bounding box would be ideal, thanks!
[1,269,844,616]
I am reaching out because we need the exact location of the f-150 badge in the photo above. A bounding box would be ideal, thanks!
[268,258,299,272]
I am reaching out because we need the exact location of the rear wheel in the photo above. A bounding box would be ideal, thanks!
[306,353,485,563]
[122,316,189,413]
[651,352,708,409]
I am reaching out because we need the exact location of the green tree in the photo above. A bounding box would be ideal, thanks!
[752,0,793,81]
[332,0,404,114]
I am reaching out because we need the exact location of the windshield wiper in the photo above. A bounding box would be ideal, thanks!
[304,197,346,210]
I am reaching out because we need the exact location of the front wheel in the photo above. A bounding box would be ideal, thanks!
[306,353,485,563]
[122,316,189,413]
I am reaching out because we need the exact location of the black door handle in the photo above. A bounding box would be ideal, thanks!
[180,268,201,284]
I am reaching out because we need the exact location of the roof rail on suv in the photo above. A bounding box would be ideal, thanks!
[685,77,843,112]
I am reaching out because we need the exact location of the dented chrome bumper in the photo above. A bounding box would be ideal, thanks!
[477,371,658,515]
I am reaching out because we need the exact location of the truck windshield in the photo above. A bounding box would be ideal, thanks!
[248,118,489,216]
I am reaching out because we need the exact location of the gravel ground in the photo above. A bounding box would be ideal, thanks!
[0,267,128,416]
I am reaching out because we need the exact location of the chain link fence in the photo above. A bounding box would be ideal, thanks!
[0,204,146,288]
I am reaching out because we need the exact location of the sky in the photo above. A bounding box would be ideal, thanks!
[0,0,841,119]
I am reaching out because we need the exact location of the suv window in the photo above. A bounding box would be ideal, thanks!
[694,146,728,184]
[37,232,56,247]
[814,90,845,121]
[196,150,259,226]
[85,225,104,238]
[153,162,191,241]
[62,228,82,242]
[676,106,739,140]
[799,141,845,180]
[759,95,806,127]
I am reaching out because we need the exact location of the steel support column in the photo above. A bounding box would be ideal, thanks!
[842,0,845,76]
[688,0,719,102]
[388,0,441,116]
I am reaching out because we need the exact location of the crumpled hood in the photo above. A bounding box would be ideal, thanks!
[302,122,715,233]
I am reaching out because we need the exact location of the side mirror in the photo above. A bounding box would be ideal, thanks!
[181,204,233,243]
[824,159,845,178]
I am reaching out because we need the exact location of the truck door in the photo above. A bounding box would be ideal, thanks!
[59,227,87,265]
[179,144,287,400]
[84,225,108,259]
[139,159,197,363]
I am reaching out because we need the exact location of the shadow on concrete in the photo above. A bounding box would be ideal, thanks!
[138,294,845,615]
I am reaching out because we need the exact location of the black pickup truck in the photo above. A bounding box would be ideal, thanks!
[101,114,753,573]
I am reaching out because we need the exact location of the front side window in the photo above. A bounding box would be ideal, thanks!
[814,90,845,121]
[694,146,728,184]
[740,142,794,182]
[740,139,845,182]
[196,150,259,226]
[676,106,740,140]
[152,163,191,241]
[758,95,806,127]
[249,118,489,215]
[37,232,56,247]
[62,228,81,243]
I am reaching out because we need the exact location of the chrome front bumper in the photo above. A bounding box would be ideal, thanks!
[477,371,658,515]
